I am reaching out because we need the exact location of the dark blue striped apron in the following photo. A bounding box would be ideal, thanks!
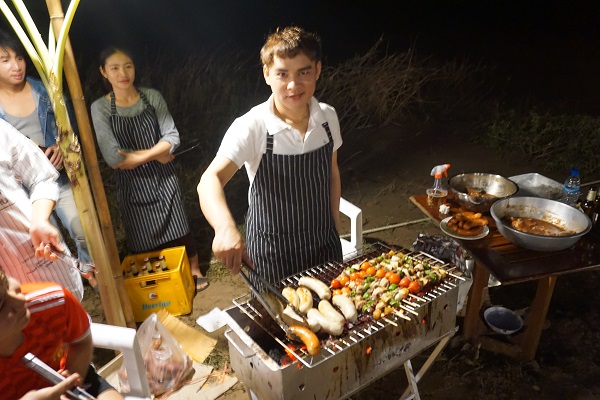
[109,90,190,252]
[246,122,342,284]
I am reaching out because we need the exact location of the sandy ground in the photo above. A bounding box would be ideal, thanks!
[84,122,600,399]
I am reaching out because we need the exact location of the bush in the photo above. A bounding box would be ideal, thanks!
[483,110,600,176]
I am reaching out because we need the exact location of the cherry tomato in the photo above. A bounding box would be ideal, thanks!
[385,271,394,280]
[388,272,401,285]
[375,269,386,279]
[350,272,361,281]
[399,277,411,288]
[408,281,421,294]
[360,261,372,271]
[341,286,352,295]
[330,278,341,289]
[366,266,376,277]
[332,289,343,296]
[338,275,350,286]
[359,270,368,279]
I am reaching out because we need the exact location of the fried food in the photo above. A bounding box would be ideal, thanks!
[447,212,488,236]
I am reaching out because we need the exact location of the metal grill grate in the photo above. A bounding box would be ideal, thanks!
[233,242,465,368]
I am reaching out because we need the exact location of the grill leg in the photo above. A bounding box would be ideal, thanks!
[402,359,421,400]
[399,330,455,400]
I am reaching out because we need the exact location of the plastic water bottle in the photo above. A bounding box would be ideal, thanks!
[562,168,581,206]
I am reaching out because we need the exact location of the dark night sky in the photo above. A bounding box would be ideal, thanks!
[2,0,600,110]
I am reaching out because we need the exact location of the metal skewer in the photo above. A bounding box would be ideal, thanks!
[51,248,97,279]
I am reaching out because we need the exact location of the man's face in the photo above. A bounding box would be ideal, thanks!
[263,53,321,114]
[0,274,29,343]
[0,48,26,86]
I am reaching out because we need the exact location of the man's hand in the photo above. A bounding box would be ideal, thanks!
[30,220,64,260]
[44,145,64,170]
[19,373,81,400]
[212,225,252,275]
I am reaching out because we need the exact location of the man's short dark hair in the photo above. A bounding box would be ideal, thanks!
[260,26,322,67]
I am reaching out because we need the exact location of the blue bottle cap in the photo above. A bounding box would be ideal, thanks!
[571,168,580,175]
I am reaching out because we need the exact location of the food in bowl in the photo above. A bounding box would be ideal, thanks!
[490,196,592,251]
[448,173,518,213]
[505,216,575,236]
[467,187,499,199]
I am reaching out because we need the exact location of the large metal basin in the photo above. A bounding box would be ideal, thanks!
[490,196,592,251]
[449,173,518,213]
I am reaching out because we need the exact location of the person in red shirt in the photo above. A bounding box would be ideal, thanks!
[0,269,122,399]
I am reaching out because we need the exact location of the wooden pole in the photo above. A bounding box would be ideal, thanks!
[45,0,135,328]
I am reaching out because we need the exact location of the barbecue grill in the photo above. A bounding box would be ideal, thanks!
[197,243,469,400]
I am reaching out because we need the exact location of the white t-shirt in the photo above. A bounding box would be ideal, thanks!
[217,95,343,193]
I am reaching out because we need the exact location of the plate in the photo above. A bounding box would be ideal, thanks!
[439,216,489,240]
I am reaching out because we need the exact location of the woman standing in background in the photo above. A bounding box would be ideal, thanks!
[90,47,207,292]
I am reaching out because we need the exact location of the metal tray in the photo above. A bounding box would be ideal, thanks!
[510,173,563,200]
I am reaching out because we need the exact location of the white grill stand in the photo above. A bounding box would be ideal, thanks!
[400,329,456,400]
[244,330,456,400]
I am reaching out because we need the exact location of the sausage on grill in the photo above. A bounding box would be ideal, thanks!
[298,276,331,300]
[288,325,321,355]
[296,286,314,314]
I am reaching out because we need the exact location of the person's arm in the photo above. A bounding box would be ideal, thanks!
[64,333,93,381]
[330,150,341,232]
[90,99,125,168]
[147,89,180,152]
[30,198,64,258]
[198,155,249,274]
[114,140,173,170]
[63,288,94,382]
[9,127,64,257]
[19,373,82,400]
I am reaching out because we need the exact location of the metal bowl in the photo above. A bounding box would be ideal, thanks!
[484,306,523,335]
[448,173,519,213]
[490,196,592,251]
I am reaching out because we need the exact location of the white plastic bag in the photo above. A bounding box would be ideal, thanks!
[118,313,192,395]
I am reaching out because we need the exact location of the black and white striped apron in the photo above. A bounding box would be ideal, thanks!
[109,90,189,252]
[246,122,342,284]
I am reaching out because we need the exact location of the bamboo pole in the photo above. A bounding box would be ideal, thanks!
[45,0,136,329]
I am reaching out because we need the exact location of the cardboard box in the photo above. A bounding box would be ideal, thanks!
[121,246,194,322]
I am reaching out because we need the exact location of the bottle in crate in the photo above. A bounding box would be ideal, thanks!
[144,257,153,273]
[158,255,169,271]
[139,264,148,287]
[121,246,195,322]
[153,261,162,274]
[124,262,133,278]
[130,260,139,277]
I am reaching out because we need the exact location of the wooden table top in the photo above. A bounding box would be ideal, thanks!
[410,194,600,285]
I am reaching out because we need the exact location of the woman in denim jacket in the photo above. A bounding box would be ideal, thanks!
[0,31,94,289]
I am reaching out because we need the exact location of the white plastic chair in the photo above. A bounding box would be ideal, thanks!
[91,323,151,400]
[339,197,363,260]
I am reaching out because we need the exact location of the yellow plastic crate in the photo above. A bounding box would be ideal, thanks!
[121,246,194,322]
